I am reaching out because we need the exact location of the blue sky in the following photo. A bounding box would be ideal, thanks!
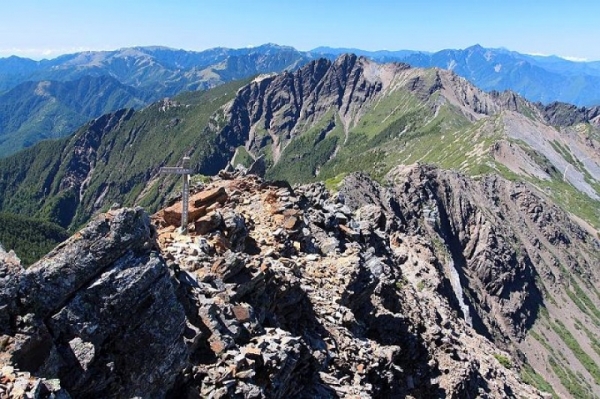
[1,0,598,61]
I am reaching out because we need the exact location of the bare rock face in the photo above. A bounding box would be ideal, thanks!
[537,101,600,126]
[214,54,396,166]
[6,166,594,398]
[0,246,23,341]
[0,207,189,398]
[342,165,586,343]
[340,165,600,397]
[384,166,544,340]
[149,172,544,398]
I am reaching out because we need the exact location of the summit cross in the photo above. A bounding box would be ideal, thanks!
[160,156,193,234]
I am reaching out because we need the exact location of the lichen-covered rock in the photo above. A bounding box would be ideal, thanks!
[0,250,23,336]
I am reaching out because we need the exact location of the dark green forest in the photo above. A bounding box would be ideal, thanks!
[0,212,69,266]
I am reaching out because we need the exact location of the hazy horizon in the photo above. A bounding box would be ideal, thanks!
[2,0,599,61]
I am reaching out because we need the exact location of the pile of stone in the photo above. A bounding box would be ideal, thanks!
[149,172,544,398]
[0,365,69,398]
[0,244,20,268]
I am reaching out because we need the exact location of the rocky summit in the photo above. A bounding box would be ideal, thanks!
[1,163,599,398]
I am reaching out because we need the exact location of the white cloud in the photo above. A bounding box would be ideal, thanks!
[523,51,589,62]
[562,56,588,62]
[0,46,106,60]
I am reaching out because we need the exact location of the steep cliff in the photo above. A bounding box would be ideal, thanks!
[339,165,600,398]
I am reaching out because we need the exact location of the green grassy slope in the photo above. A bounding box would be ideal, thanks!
[0,76,147,157]
[265,80,600,229]
[0,78,250,231]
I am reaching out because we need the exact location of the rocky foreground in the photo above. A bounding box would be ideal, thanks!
[4,163,594,397]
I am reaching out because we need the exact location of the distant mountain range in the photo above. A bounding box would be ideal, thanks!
[314,44,600,105]
[0,44,312,156]
[1,43,600,157]
[0,75,147,156]
[0,44,310,95]
[1,55,600,397]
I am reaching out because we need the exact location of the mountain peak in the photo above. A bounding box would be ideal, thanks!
[0,170,551,397]
[466,43,485,51]
[332,52,359,66]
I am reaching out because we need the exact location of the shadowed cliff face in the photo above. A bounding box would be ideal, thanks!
[340,165,600,398]
[215,53,538,166]
[215,54,398,164]
[340,167,547,342]
[537,101,600,126]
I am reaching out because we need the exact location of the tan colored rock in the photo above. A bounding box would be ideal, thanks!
[339,224,359,239]
[282,215,298,230]
[283,209,300,217]
[193,187,227,207]
[232,305,251,322]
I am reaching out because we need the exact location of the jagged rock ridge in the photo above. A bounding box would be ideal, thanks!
[6,164,598,397]
[1,208,188,398]
[214,54,600,215]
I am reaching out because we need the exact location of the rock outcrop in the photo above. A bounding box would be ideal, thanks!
[2,165,598,398]
[1,207,188,398]
[536,101,600,127]
[150,170,544,398]
[340,165,600,398]
[215,55,409,166]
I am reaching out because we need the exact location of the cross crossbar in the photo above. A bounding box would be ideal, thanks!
[159,167,193,174]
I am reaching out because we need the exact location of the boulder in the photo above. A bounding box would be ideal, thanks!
[1,208,190,398]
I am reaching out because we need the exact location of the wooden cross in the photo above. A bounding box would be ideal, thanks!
[160,156,193,234]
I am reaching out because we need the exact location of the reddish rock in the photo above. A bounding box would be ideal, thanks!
[193,187,227,207]
[209,339,226,354]
[189,205,208,222]
[162,204,184,226]
[162,202,208,227]
[232,305,251,322]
